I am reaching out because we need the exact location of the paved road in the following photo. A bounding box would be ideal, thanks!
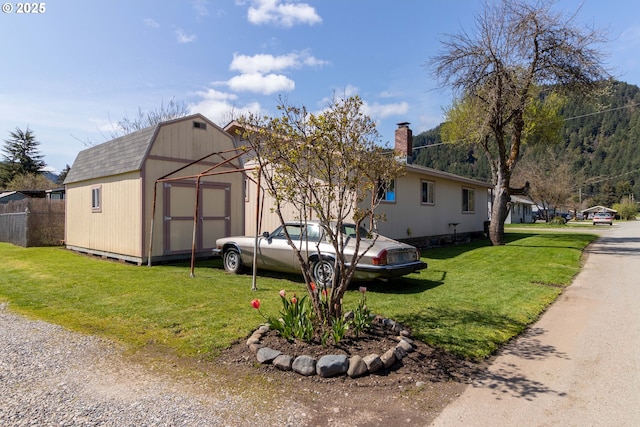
[431,220,640,427]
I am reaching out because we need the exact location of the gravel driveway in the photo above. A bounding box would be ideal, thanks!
[0,305,307,426]
[431,220,640,426]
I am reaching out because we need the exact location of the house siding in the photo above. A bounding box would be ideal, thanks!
[370,170,489,242]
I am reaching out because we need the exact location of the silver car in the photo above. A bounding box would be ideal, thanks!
[213,221,426,287]
[592,212,613,225]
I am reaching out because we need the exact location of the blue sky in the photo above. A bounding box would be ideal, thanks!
[1,0,640,173]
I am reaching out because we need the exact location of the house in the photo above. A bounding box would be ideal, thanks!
[45,188,65,200]
[0,190,47,204]
[580,205,617,219]
[64,114,245,264]
[225,121,492,246]
[371,123,491,245]
[505,195,535,224]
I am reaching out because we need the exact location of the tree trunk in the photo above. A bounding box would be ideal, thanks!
[489,183,510,246]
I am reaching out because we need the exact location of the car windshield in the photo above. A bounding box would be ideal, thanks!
[270,223,372,241]
[341,224,373,239]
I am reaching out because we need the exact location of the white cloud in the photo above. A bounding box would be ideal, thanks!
[227,72,295,94]
[247,0,321,27]
[192,0,209,17]
[189,88,262,125]
[144,18,160,29]
[175,28,197,43]
[362,101,410,120]
[230,51,328,74]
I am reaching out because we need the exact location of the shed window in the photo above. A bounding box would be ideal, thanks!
[421,180,435,204]
[193,121,207,130]
[462,187,475,213]
[91,186,102,212]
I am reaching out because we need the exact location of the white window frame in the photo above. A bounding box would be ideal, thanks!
[421,180,435,205]
[91,185,102,213]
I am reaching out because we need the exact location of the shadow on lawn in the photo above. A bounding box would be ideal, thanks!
[398,305,530,360]
[422,233,536,260]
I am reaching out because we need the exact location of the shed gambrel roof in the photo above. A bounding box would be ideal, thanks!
[64,114,217,185]
[64,126,157,185]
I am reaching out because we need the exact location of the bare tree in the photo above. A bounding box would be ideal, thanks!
[430,0,609,244]
[238,95,405,325]
[110,97,190,138]
[512,148,576,220]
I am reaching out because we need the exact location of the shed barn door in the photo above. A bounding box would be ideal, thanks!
[164,182,230,255]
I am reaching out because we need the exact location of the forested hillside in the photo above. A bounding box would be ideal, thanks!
[413,80,640,205]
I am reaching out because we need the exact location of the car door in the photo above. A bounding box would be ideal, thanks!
[256,224,301,273]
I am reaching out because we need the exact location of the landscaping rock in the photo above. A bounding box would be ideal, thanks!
[381,348,396,368]
[248,343,263,353]
[272,354,293,371]
[394,345,408,360]
[246,336,260,346]
[256,325,270,334]
[256,347,281,364]
[292,355,317,376]
[316,355,349,378]
[347,355,368,378]
[397,339,414,353]
[363,354,383,373]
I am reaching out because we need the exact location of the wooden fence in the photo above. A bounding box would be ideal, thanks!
[0,199,65,247]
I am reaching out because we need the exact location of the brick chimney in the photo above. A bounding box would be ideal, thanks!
[395,122,413,163]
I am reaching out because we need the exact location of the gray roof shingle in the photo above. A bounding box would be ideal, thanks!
[64,125,158,184]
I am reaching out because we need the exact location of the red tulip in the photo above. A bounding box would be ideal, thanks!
[310,282,316,291]
[291,296,298,304]
[359,286,367,293]
[251,299,260,309]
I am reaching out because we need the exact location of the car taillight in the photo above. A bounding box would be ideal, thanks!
[373,249,388,266]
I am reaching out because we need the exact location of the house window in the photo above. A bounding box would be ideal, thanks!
[421,180,435,204]
[244,177,249,202]
[377,179,396,203]
[462,187,475,213]
[91,185,102,212]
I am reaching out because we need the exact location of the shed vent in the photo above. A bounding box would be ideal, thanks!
[193,121,207,130]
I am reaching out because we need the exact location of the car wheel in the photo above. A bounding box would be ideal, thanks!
[223,248,244,274]
[312,258,335,288]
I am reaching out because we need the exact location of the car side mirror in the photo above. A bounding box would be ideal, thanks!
[262,231,270,238]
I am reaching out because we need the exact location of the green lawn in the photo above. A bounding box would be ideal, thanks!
[0,230,597,360]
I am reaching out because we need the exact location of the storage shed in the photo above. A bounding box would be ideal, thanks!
[64,114,245,264]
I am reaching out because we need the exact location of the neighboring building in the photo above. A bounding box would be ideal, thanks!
[45,188,65,200]
[505,195,535,224]
[226,121,492,246]
[0,190,47,204]
[64,114,245,264]
[581,205,617,219]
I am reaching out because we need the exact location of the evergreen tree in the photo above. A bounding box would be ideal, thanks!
[1,127,46,187]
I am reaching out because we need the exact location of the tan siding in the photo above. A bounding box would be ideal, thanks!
[373,171,489,240]
[143,122,244,257]
[65,172,142,256]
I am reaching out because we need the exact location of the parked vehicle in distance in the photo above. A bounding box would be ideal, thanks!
[592,212,613,226]
[213,221,427,287]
